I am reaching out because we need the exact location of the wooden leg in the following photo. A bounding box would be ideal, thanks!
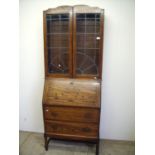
[96,140,99,155]
[44,134,48,151]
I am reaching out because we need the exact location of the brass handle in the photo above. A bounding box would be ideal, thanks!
[45,109,49,112]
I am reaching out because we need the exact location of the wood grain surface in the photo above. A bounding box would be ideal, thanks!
[45,120,98,138]
[43,78,101,108]
[44,106,100,123]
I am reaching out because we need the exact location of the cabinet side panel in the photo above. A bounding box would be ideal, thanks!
[99,10,104,79]
[43,11,48,77]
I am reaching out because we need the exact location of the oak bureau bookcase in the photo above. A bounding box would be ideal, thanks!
[42,5,104,155]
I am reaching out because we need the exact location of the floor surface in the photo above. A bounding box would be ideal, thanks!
[19,131,135,155]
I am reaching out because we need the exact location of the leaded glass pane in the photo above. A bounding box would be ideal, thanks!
[76,13,100,75]
[46,14,70,74]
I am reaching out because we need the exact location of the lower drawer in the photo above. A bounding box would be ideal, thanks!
[45,120,98,138]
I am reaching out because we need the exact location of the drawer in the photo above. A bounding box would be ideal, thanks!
[45,120,98,138]
[44,106,99,123]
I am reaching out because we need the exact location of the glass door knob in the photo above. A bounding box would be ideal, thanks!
[58,64,61,67]
[96,37,100,40]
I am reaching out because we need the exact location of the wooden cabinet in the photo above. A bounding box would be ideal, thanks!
[43,5,104,155]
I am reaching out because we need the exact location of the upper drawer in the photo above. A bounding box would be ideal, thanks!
[44,106,100,123]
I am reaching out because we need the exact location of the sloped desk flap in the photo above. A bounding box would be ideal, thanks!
[43,78,101,108]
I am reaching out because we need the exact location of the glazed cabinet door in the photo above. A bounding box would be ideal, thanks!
[73,6,104,79]
[43,6,73,77]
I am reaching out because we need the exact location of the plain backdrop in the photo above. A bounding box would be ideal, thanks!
[19,0,135,141]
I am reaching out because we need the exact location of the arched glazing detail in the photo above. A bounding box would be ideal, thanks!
[76,13,100,75]
[46,14,70,74]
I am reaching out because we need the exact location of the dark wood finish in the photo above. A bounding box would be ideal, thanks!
[96,140,99,155]
[99,10,104,79]
[42,5,104,155]
[45,120,98,137]
[43,78,101,108]
[44,134,49,151]
[44,106,99,123]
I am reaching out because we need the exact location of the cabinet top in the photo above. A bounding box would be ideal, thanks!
[43,78,101,108]
[44,5,104,14]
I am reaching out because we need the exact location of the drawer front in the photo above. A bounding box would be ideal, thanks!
[45,120,98,137]
[44,106,99,123]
